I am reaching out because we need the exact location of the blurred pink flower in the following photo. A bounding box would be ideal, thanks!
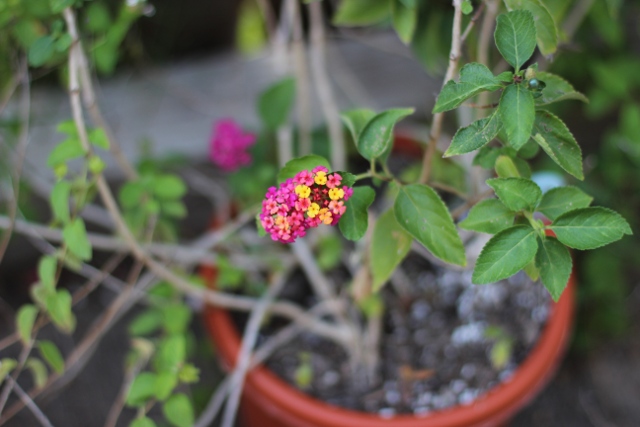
[209,119,256,171]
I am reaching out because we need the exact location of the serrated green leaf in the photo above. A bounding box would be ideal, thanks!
[504,0,557,56]
[537,186,593,220]
[473,146,502,169]
[276,155,331,183]
[178,364,200,384]
[130,417,157,427]
[258,77,296,130]
[28,35,55,66]
[155,371,179,401]
[535,236,571,301]
[370,209,412,291]
[338,186,375,241]
[523,258,540,281]
[332,0,390,26]
[126,372,157,407]
[119,182,146,209]
[433,63,505,113]
[532,110,584,180]
[445,111,502,157]
[357,108,414,160]
[495,155,521,178]
[487,177,541,212]
[88,128,110,150]
[459,198,515,234]
[50,181,71,224]
[394,184,466,266]
[535,72,588,106]
[341,109,376,144]
[161,200,187,218]
[163,393,194,427]
[37,340,64,375]
[45,290,75,333]
[472,225,538,284]
[62,219,92,261]
[461,0,473,15]
[499,84,535,150]
[494,10,537,70]
[47,138,86,167]
[0,358,17,381]
[517,139,540,159]
[25,358,48,389]
[16,305,38,344]
[550,207,632,250]
[392,0,417,44]
[153,175,186,200]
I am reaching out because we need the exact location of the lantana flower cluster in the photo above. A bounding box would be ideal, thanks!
[260,166,353,243]
[209,119,257,172]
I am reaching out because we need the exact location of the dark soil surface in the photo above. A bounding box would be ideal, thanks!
[263,255,551,416]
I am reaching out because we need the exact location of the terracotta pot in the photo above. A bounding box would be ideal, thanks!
[203,269,574,427]
[202,137,576,426]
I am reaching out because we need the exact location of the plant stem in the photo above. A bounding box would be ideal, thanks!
[290,0,312,156]
[419,0,464,185]
[309,1,346,171]
[475,0,499,119]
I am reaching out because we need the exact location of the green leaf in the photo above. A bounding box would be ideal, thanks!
[178,364,200,384]
[490,339,513,369]
[38,255,57,289]
[498,84,535,150]
[130,417,157,427]
[50,0,74,14]
[494,10,537,70]
[535,72,588,106]
[28,35,55,66]
[129,309,163,336]
[85,2,112,32]
[357,108,414,160]
[25,358,48,389]
[153,335,186,373]
[459,198,514,234]
[495,155,521,178]
[155,371,179,401]
[472,225,538,284]
[445,111,501,157]
[276,155,331,183]
[486,177,541,212]
[392,0,417,44]
[161,201,187,219]
[0,359,17,381]
[62,219,92,261]
[333,0,390,26]
[16,305,38,344]
[535,237,572,301]
[537,186,593,220]
[370,209,412,291]
[45,290,75,333]
[37,340,64,375]
[394,184,466,266]
[341,109,376,143]
[338,186,375,241]
[258,77,296,130]
[126,372,157,407]
[46,138,85,167]
[433,63,505,113]
[153,175,186,200]
[532,110,584,180]
[55,33,72,52]
[162,393,194,427]
[504,0,557,56]
[473,146,502,169]
[461,0,473,15]
[88,128,110,150]
[51,181,71,224]
[119,182,146,210]
[550,207,633,250]
[162,304,192,335]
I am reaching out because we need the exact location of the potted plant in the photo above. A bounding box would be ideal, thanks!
[0,1,633,427]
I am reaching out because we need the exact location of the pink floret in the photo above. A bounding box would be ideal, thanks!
[209,119,257,172]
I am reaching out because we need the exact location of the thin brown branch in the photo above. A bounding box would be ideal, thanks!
[419,0,464,184]
[460,1,486,43]
[290,0,312,156]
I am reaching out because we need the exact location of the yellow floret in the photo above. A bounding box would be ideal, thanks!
[307,203,320,218]
[328,188,345,201]
[295,184,311,198]
[318,208,332,225]
[314,171,327,185]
